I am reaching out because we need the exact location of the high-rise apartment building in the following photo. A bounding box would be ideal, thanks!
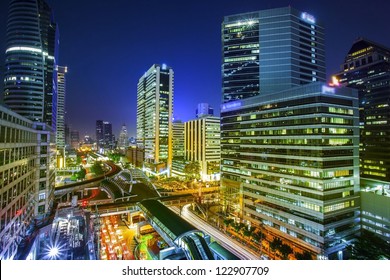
[103,121,114,149]
[0,105,55,260]
[185,116,221,181]
[334,38,390,186]
[220,83,360,257]
[96,120,104,149]
[56,66,67,150]
[3,0,59,128]
[221,7,361,258]
[137,64,173,175]
[222,6,325,103]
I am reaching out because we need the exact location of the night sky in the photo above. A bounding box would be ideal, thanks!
[0,0,389,138]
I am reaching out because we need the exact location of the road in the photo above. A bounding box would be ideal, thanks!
[170,205,261,260]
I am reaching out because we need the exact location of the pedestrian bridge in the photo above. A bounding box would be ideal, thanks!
[138,199,214,260]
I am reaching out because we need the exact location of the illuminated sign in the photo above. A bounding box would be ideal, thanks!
[322,85,335,94]
[221,101,242,112]
[301,12,316,24]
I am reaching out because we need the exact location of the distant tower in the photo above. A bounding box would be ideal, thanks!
[137,64,173,175]
[335,38,390,185]
[3,0,59,128]
[103,121,113,149]
[118,123,129,151]
[96,120,104,149]
[195,103,214,118]
[70,130,80,150]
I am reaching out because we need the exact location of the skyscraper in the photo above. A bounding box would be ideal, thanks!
[334,38,390,186]
[0,104,55,260]
[333,39,390,243]
[3,0,59,128]
[118,123,129,151]
[1,0,58,260]
[56,66,67,150]
[103,121,114,149]
[96,120,104,149]
[220,7,359,258]
[222,6,325,102]
[137,64,173,175]
[96,120,114,151]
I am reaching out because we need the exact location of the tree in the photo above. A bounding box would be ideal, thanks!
[252,231,264,244]
[108,153,121,163]
[270,237,283,253]
[184,161,200,179]
[90,161,104,175]
[279,243,293,259]
[223,218,234,228]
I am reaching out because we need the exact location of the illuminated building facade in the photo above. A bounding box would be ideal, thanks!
[3,0,59,128]
[220,83,360,257]
[0,105,55,260]
[334,38,390,187]
[222,6,326,103]
[137,64,173,175]
[185,116,221,181]
[118,123,129,152]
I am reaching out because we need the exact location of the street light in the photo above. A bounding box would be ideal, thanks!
[48,246,59,258]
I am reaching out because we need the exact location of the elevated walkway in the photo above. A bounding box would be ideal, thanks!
[138,199,214,260]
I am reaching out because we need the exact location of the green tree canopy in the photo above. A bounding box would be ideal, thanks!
[90,161,104,175]
[184,161,200,179]
[76,167,86,180]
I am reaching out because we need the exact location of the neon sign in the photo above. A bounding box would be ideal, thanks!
[301,12,316,24]
[221,101,242,112]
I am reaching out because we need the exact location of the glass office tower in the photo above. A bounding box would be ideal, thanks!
[3,0,59,128]
[335,38,390,186]
[222,6,326,102]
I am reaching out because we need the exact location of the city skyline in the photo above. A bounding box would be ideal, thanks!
[1,0,390,262]
[0,0,390,136]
